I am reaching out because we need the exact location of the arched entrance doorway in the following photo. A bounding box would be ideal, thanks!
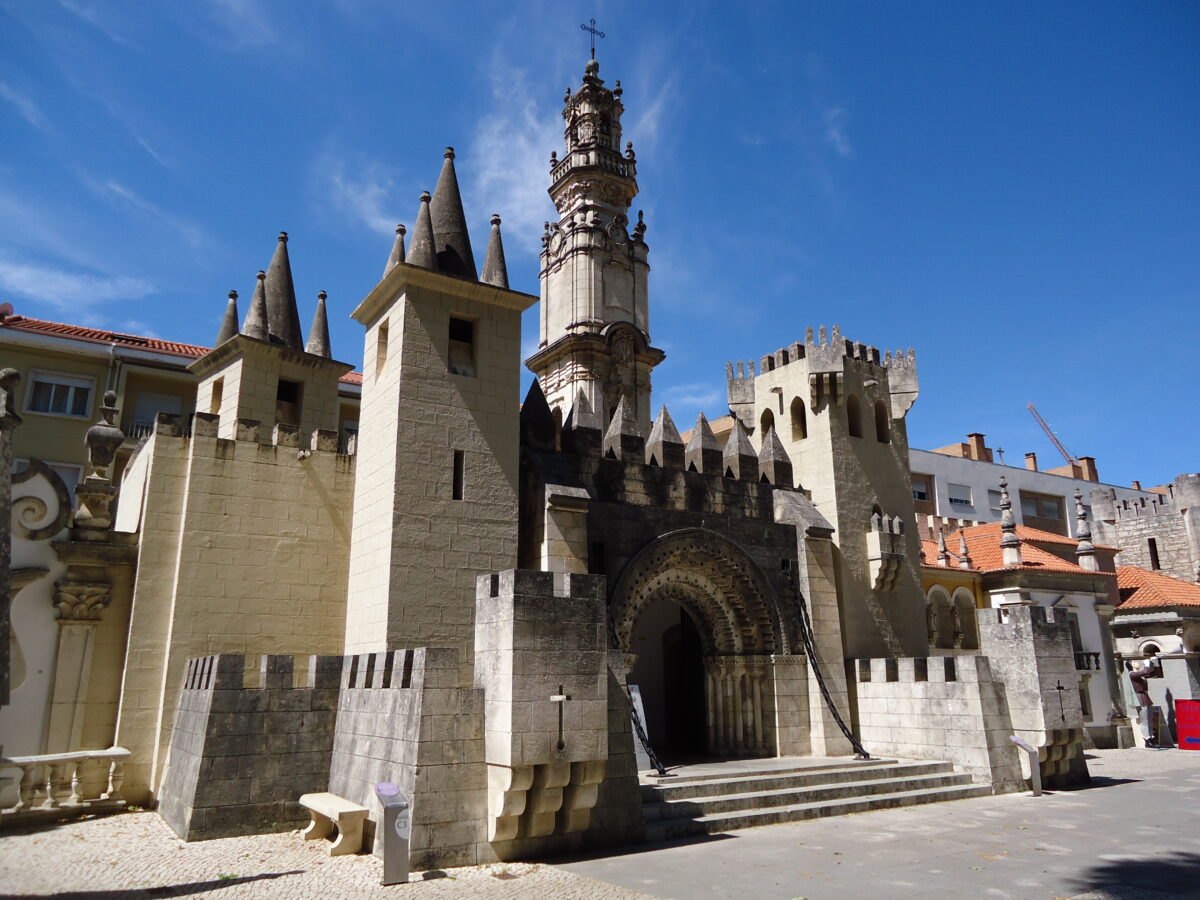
[612,529,794,760]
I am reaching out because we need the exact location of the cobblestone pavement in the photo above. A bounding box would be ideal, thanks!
[0,811,654,899]
[1,749,1196,899]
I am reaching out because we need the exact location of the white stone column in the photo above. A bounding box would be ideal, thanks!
[42,583,111,753]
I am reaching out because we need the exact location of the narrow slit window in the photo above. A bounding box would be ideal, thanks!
[375,321,389,379]
[452,449,465,500]
[209,378,224,415]
[1148,537,1161,570]
[275,378,302,427]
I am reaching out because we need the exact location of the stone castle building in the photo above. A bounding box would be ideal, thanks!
[3,55,1128,864]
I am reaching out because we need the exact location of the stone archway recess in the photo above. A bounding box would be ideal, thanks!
[610,528,804,758]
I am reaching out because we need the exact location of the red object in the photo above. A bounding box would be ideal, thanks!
[1177,699,1200,751]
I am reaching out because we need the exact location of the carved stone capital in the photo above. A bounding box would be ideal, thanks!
[53,582,111,623]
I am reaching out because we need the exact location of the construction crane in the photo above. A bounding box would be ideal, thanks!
[1027,403,1077,465]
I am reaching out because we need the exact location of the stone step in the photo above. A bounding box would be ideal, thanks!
[643,771,974,820]
[641,760,953,803]
[643,782,994,842]
[644,757,901,787]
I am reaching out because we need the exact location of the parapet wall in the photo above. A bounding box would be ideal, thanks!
[855,654,1023,791]
[157,653,342,841]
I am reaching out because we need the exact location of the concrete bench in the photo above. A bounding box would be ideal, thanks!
[298,792,368,856]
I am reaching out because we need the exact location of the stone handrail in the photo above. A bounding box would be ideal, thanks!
[1,746,130,825]
[1075,651,1101,671]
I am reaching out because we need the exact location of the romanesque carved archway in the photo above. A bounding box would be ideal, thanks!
[610,529,797,757]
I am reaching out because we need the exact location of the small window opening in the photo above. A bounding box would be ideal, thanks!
[589,542,606,575]
[1148,537,1161,571]
[790,397,807,441]
[375,320,389,379]
[847,394,863,438]
[448,316,476,377]
[275,379,302,427]
[452,449,465,500]
[760,408,775,436]
[874,400,890,443]
[209,378,224,416]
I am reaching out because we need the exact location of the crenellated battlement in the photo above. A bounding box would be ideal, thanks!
[152,411,348,455]
[476,569,607,603]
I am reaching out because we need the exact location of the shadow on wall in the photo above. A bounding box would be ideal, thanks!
[1068,851,1200,898]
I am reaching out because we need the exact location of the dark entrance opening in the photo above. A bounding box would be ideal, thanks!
[628,598,708,759]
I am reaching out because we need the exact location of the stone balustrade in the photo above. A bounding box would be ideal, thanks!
[1075,651,1102,671]
[1,747,130,825]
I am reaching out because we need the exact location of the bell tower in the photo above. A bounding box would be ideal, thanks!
[526,56,664,428]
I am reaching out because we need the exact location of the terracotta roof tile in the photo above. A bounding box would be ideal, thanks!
[1116,566,1200,609]
[921,523,1114,576]
[1,314,363,385]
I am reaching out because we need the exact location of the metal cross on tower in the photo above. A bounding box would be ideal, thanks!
[580,18,605,58]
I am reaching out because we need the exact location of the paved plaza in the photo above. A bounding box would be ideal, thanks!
[1,748,1197,899]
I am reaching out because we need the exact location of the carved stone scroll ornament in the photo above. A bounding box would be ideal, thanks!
[11,459,72,541]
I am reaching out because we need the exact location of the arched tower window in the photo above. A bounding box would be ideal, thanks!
[760,408,775,436]
[790,397,807,441]
[847,394,863,438]
[874,401,890,444]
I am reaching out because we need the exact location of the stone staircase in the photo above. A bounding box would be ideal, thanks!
[642,758,990,842]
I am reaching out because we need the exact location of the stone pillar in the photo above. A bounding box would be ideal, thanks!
[1094,604,1135,749]
[0,368,21,712]
[770,654,810,756]
[540,486,590,575]
[43,583,111,753]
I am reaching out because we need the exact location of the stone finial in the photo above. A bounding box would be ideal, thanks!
[602,395,644,463]
[265,231,304,350]
[998,477,1022,567]
[562,388,602,456]
[84,390,123,480]
[684,413,722,475]
[936,530,951,567]
[633,210,647,243]
[722,418,758,482]
[758,426,793,488]
[407,192,437,270]
[480,214,509,289]
[384,223,406,277]
[1074,487,1098,571]
[0,367,22,430]
[646,405,684,469]
[958,531,973,570]
[215,290,239,346]
[430,147,477,279]
[242,270,269,341]
[520,380,556,451]
[305,291,332,358]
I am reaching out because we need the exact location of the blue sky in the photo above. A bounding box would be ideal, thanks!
[2,1,1197,488]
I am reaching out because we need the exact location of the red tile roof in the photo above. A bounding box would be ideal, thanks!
[1,314,363,386]
[921,523,1113,576]
[1116,566,1200,609]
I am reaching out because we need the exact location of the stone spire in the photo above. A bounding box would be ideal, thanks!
[384,224,406,277]
[758,426,793,488]
[1074,488,1099,571]
[215,290,239,346]
[429,147,477,279]
[242,271,269,342]
[998,477,1023,567]
[265,232,304,350]
[520,380,556,451]
[684,413,722,475]
[305,291,331,359]
[936,530,951,567]
[645,405,683,468]
[480,214,509,289]
[722,418,759,482]
[958,531,974,570]
[602,394,644,463]
[407,192,437,270]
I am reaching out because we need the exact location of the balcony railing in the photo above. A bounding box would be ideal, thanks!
[1,747,130,825]
[1075,651,1102,671]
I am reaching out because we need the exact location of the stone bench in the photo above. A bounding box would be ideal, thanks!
[298,792,368,856]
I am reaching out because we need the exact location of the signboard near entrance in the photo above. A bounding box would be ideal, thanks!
[629,684,652,772]
[1178,699,1200,750]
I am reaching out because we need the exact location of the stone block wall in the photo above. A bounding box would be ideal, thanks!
[326,647,487,870]
[157,653,341,841]
[1091,476,1200,584]
[977,604,1089,787]
[855,655,1023,791]
[114,413,354,803]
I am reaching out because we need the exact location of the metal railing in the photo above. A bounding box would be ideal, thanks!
[1,747,130,825]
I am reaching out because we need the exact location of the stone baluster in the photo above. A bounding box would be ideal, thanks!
[17,763,39,812]
[45,761,71,809]
[104,757,125,801]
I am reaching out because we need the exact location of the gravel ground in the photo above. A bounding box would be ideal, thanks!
[0,811,654,899]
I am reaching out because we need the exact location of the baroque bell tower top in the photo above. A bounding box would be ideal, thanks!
[528,52,664,429]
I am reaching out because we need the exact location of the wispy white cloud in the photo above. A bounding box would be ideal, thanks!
[468,64,560,256]
[0,82,49,132]
[661,382,721,411]
[56,0,133,45]
[80,177,210,249]
[203,0,278,48]
[823,106,852,158]
[314,154,400,237]
[0,256,155,311]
